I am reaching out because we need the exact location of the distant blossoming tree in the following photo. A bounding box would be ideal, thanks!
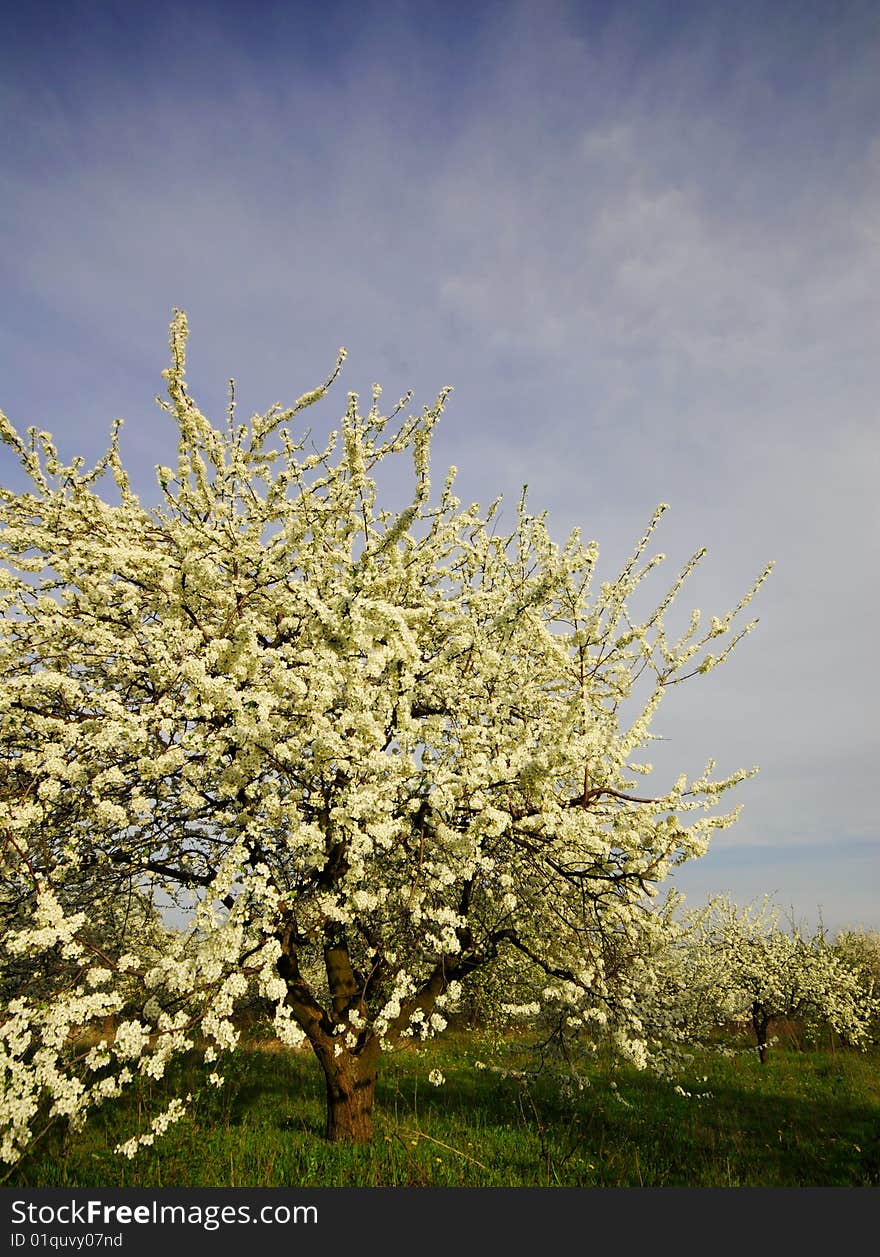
[0,312,773,1160]
[832,929,880,1042]
[670,896,880,1061]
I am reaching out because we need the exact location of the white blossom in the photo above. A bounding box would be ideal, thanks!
[0,312,774,1159]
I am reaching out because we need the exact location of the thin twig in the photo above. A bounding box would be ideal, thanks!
[397,1124,490,1171]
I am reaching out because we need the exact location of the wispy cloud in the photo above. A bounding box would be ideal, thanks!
[1,0,878,931]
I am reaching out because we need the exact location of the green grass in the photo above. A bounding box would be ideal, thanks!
[6,1032,880,1187]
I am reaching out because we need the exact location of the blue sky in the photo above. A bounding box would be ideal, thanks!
[2,0,878,934]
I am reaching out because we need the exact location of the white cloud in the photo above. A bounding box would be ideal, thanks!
[1,0,878,927]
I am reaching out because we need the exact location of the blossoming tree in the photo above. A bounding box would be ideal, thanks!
[0,313,773,1158]
[832,929,880,1042]
[671,896,879,1061]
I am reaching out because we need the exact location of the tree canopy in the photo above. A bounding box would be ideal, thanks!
[0,312,773,1156]
[670,895,880,1061]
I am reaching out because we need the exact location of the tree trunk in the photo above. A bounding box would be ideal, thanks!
[313,1036,380,1142]
[275,925,383,1142]
[752,1003,770,1064]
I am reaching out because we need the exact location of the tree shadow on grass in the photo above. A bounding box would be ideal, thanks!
[7,1044,878,1187]
[560,1062,880,1186]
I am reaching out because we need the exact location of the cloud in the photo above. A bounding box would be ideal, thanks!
[1,0,878,927]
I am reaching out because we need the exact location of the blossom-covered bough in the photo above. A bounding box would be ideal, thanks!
[0,312,774,1160]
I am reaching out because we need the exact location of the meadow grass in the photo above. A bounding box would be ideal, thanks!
[6,1029,879,1188]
